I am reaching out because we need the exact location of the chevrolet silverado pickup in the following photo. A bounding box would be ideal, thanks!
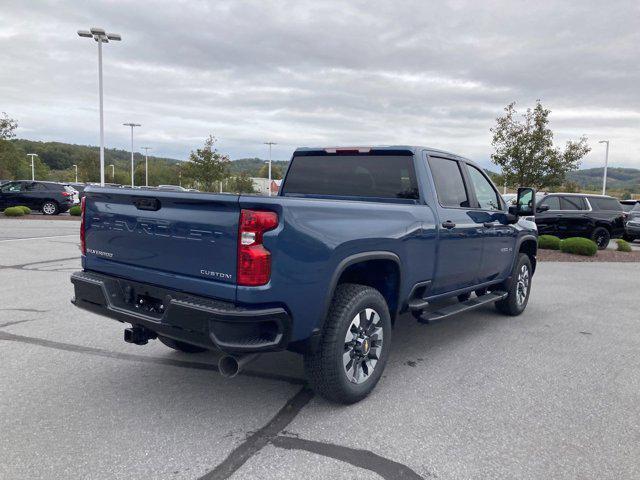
[71,146,538,403]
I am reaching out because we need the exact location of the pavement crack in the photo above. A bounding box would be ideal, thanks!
[0,256,80,271]
[198,387,314,480]
[0,319,40,329]
[271,435,427,480]
[0,331,305,386]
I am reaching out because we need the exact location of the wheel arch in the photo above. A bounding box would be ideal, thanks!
[517,235,538,274]
[322,251,402,327]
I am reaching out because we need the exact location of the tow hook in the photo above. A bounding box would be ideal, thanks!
[124,326,157,345]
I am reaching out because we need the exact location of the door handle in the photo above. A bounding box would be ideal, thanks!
[441,220,456,229]
[483,222,495,228]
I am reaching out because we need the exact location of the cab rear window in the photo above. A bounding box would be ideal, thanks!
[282,154,419,200]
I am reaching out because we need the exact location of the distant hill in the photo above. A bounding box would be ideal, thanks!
[567,167,640,192]
[11,139,182,171]
[228,157,289,177]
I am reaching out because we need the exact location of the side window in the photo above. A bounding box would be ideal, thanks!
[560,196,586,210]
[428,157,470,208]
[467,165,502,211]
[1,182,21,193]
[540,196,560,210]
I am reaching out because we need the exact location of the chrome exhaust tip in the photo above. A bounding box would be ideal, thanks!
[218,353,259,378]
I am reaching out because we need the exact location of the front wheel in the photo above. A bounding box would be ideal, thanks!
[304,283,391,404]
[495,253,532,316]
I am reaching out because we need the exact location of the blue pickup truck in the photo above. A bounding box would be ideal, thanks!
[71,146,538,403]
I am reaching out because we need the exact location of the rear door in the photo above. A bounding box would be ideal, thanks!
[557,196,590,237]
[84,188,241,301]
[0,182,22,208]
[427,156,483,294]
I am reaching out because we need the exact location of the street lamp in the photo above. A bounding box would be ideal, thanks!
[78,27,121,187]
[598,140,610,195]
[264,141,277,196]
[108,164,115,182]
[141,146,151,187]
[27,153,38,181]
[123,123,141,187]
[72,164,78,183]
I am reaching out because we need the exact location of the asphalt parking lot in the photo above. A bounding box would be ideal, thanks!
[1,218,638,480]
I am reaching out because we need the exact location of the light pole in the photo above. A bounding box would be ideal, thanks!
[598,140,610,195]
[78,27,121,187]
[264,141,277,196]
[141,147,151,187]
[27,153,38,181]
[123,123,141,187]
[72,164,78,183]
[108,164,115,182]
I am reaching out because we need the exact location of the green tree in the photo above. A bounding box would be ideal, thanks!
[490,101,590,189]
[562,180,581,193]
[1,112,18,140]
[227,172,256,194]
[258,163,283,180]
[0,113,27,179]
[183,135,230,192]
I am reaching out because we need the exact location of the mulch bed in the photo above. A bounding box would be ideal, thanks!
[1,214,79,221]
[538,249,640,262]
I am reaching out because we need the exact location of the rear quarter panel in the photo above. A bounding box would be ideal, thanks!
[237,195,437,341]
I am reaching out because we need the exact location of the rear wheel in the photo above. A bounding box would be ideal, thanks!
[158,335,207,353]
[591,227,610,250]
[496,253,532,316]
[41,201,59,216]
[304,283,391,404]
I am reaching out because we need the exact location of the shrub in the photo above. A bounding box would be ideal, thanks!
[617,239,632,252]
[559,237,598,257]
[16,205,31,215]
[69,205,82,216]
[538,235,561,250]
[3,206,25,217]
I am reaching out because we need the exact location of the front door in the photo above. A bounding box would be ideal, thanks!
[464,163,517,283]
[427,156,483,295]
[557,195,590,237]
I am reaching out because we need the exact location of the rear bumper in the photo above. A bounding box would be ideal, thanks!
[70,271,292,353]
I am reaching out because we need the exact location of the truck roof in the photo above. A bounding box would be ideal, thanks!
[293,145,477,166]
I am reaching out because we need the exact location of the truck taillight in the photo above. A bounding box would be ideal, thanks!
[237,209,278,286]
[80,197,86,255]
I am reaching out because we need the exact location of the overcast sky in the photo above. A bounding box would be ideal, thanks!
[1,0,638,169]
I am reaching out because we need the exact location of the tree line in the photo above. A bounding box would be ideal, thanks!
[3,101,625,194]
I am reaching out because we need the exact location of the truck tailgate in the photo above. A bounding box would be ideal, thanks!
[83,188,239,302]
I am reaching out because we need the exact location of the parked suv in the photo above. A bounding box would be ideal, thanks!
[624,203,640,242]
[535,193,624,249]
[0,180,77,215]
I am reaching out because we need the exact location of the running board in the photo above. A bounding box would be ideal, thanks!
[415,291,507,324]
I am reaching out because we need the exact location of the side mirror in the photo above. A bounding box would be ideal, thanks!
[515,187,536,217]
[536,205,550,213]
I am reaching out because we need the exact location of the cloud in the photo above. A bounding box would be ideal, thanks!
[1,0,638,169]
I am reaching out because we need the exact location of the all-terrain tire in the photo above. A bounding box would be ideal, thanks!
[158,335,208,353]
[495,253,532,316]
[304,283,391,404]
